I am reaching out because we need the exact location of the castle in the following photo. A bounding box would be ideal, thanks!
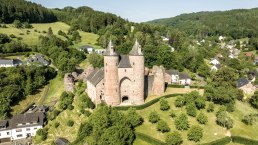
[86,40,165,106]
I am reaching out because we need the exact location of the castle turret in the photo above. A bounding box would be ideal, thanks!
[103,41,120,106]
[129,40,145,105]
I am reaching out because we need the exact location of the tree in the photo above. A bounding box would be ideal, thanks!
[67,120,74,127]
[187,125,203,142]
[197,112,208,125]
[36,128,48,141]
[250,94,258,109]
[211,67,238,88]
[197,63,210,78]
[13,20,23,28]
[186,103,197,117]
[195,97,206,109]
[88,52,104,68]
[169,110,176,118]
[160,98,170,111]
[216,110,233,129]
[165,131,183,145]
[156,120,170,133]
[175,97,185,107]
[175,113,189,130]
[48,27,53,35]
[127,108,143,127]
[148,111,160,123]
[207,102,215,112]
[242,114,256,125]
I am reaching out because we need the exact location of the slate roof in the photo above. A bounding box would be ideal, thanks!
[86,68,104,86]
[55,138,70,145]
[104,40,118,56]
[0,59,14,65]
[0,112,45,131]
[179,72,191,80]
[129,40,143,56]
[215,64,221,69]
[237,78,249,88]
[118,55,132,68]
[166,69,179,75]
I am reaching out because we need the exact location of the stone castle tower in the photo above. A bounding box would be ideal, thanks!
[103,40,145,106]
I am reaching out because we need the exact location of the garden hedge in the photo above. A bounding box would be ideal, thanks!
[135,132,165,145]
[167,84,204,89]
[114,94,182,110]
[231,136,258,145]
[200,137,231,145]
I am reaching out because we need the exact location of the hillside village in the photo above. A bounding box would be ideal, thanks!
[1,0,258,145]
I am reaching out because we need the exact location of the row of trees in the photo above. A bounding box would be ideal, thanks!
[0,66,56,119]
[0,33,30,53]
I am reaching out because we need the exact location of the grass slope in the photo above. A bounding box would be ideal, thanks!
[135,97,258,145]
[0,22,100,48]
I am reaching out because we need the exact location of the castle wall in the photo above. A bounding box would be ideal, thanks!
[152,66,165,96]
[118,68,133,103]
[104,56,120,106]
[86,81,97,103]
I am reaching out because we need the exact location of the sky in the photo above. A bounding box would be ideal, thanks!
[29,0,258,22]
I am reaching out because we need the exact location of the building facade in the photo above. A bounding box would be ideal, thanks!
[86,40,160,106]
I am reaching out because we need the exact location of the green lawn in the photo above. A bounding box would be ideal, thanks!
[134,97,258,145]
[133,138,150,145]
[0,22,100,48]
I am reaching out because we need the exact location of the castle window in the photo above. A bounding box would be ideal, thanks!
[133,62,135,65]
[106,70,107,72]
[125,69,126,72]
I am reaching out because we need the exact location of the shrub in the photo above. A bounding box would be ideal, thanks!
[195,97,206,109]
[242,114,256,125]
[77,122,93,138]
[42,30,47,33]
[175,97,185,107]
[169,110,176,118]
[207,102,215,112]
[149,111,160,123]
[59,92,75,110]
[165,131,183,145]
[160,98,170,111]
[225,103,235,112]
[36,128,48,141]
[185,91,199,105]
[49,109,61,121]
[127,108,143,127]
[186,103,197,117]
[175,113,189,130]
[187,125,203,142]
[9,34,16,38]
[216,110,233,129]
[68,105,74,110]
[84,110,92,117]
[197,112,208,125]
[250,94,258,109]
[19,33,24,35]
[54,122,60,128]
[67,120,74,127]
[17,37,23,40]
[156,120,170,133]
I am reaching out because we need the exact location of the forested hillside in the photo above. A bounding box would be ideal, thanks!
[148,8,258,39]
[0,0,57,23]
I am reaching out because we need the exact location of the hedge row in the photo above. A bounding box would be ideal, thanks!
[114,94,182,111]
[167,84,204,89]
[200,137,231,145]
[135,132,165,145]
[232,136,258,145]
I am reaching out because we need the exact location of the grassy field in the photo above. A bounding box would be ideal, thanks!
[0,22,100,48]
[135,97,258,145]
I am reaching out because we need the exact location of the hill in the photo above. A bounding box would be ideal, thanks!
[147,8,258,39]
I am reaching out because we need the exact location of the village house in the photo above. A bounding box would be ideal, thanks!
[209,58,220,65]
[0,59,17,67]
[211,64,221,71]
[161,36,169,42]
[28,55,49,66]
[228,48,241,59]
[79,45,94,53]
[165,70,191,85]
[237,78,256,95]
[0,112,46,143]
[95,49,106,55]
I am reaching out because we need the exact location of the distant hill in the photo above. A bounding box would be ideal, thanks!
[0,0,57,23]
[147,8,258,39]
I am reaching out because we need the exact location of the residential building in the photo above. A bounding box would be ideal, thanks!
[28,55,49,66]
[55,138,70,145]
[209,58,220,65]
[79,45,94,53]
[165,70,191,85]
[0,112,46,143]
[237,78,256,95]
[211,64,221,71]
[95,49,106,55]
[0,59,17,67]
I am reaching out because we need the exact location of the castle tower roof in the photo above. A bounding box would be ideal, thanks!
[129,40,143,56]
[104,40,118,56]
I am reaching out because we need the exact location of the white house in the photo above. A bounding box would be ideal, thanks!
[211,64,221,71]
[95,49,106,55]
[0,59,17,67]
[165,70,191,85]
[178,72,191,85]
[161,36,169,42]
[219,36,225,41]
[209,58,220,65]
[0,112,46,143]
[79,45,94,54]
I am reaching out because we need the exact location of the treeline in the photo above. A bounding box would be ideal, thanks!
[0,0,56,23]
[52,6,124,34]
[148,8,258,39]
[0,66,56,119]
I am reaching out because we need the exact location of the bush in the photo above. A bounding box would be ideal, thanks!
[149,111,160,123]
[216,110,233,129]
[185,91,199,105]
[9,34,16,38]
[36,128,48,141]
[250,94,258,109]
[175,97,185,107]
[242,114,256,125]
[42,30,47,33]
[186,103,197,117]
[160,98,170,111]
[207,102,215,112]
[67,120,74,127]
[127,108,143,127]
[68,105,74,110]
[187,125,203,142]
[54,122,60,128]
[231,136,258,145]
[197,112,208,125]
[84,110,92,117]
[77,122,93,138]
[225,103,235,112]
[49,109,61,121]
[169,110,176,118]
[156,120,170,133]
[19,33,24,35]
[195,97,206,109]
[175,113,189,130]
[165,131,183,145]
[59,92,75,110]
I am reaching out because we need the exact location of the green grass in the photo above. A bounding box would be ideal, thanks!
[0,22,100,48]
[134,97,258,145]
[133,138,150,145]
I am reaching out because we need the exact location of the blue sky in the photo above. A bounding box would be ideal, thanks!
[29,0,258,22]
